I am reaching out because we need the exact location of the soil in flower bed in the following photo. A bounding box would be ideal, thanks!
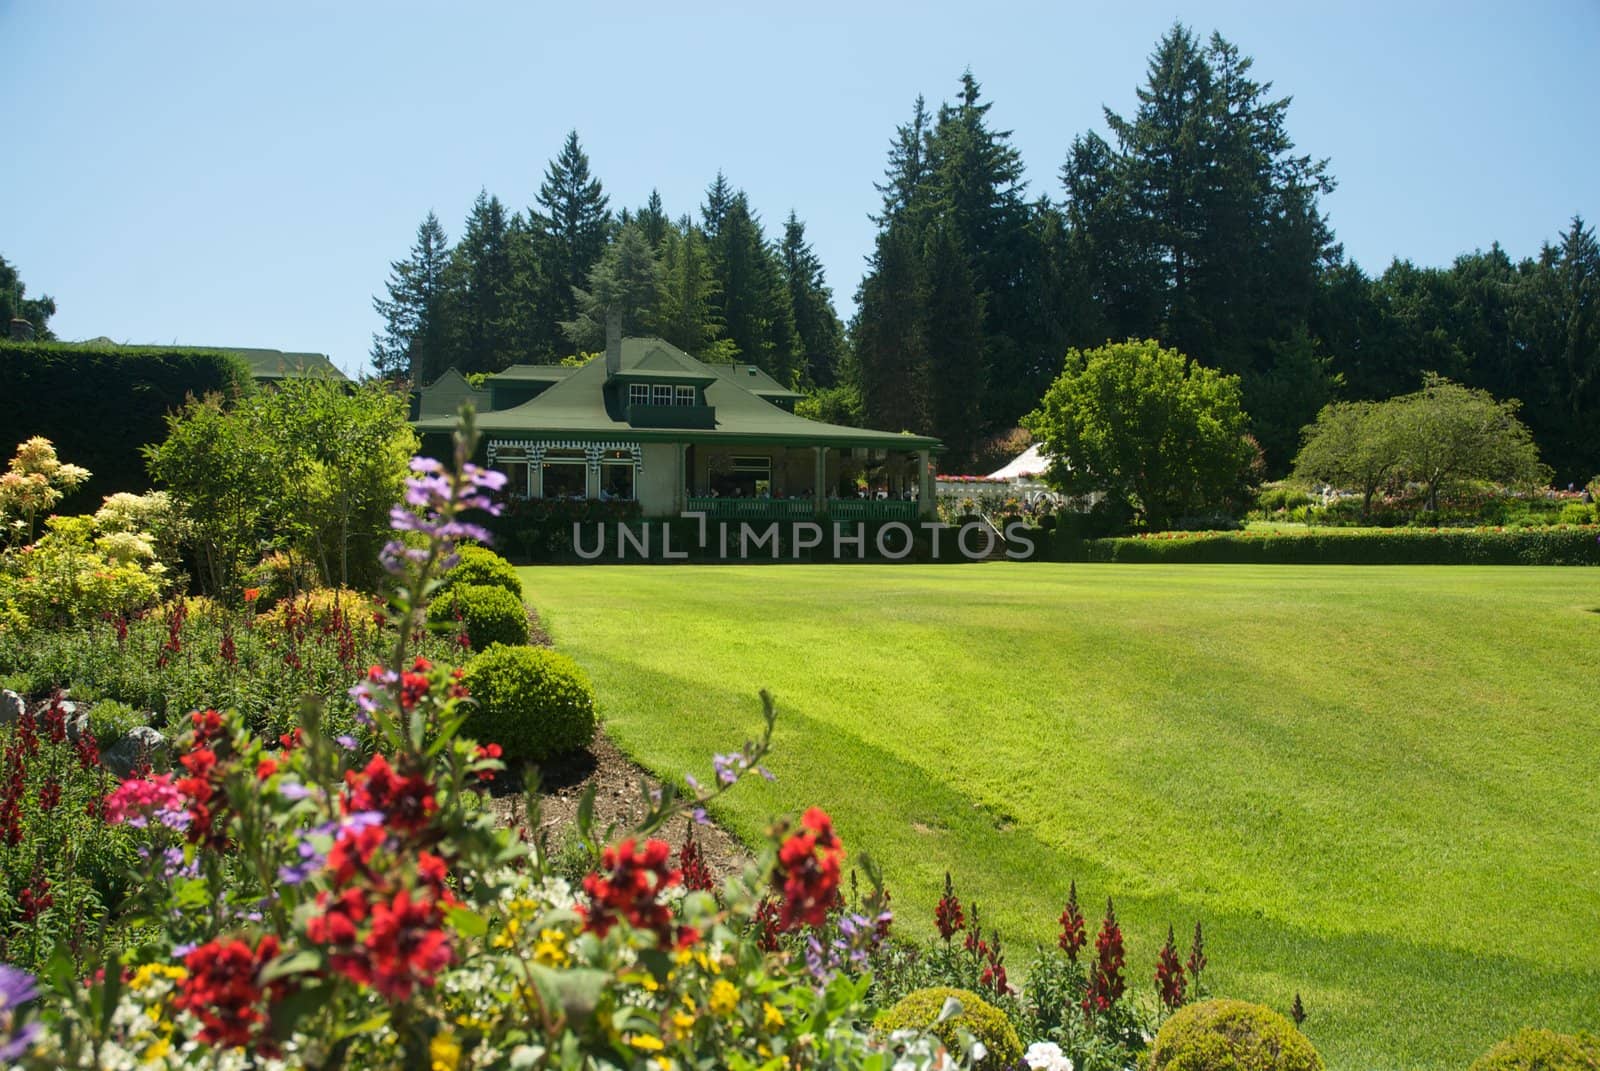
[488,732,750,882]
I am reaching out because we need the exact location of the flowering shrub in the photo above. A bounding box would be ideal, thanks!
[0,437,91,547]
[0,410,973,1070]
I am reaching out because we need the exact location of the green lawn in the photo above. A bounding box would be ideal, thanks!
[519,563,1600,1071]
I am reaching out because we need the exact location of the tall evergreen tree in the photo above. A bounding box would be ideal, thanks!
[921,222,986,459]
[701,172,734,240]
[779,212,847,388]
[874,95,933,226]
[561,222,663,351]
[637,189,669,250]
[657,219,725,358]
[708,193,802,383]
[852,224,929,434]
[370,211,453,382]
[447,191,518,374]
[532,131,612,358]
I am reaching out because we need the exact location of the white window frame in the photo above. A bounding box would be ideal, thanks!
[652,384,673,406]
[629,383,649,406]
[676,385,696,406]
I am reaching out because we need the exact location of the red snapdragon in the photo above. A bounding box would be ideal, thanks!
[934,871,964,942]
[773,807,844,931]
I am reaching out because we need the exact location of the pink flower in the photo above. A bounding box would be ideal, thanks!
[104,774,190,830]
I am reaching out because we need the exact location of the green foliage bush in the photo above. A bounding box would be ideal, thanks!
[87,699,147,748]
[1148,999,1323,1071]
[1469,1029,1600,1071]
[428,583,528,650]
[874,987,1022,1070]
[1052,526,1600,566]
[459,643,597,763]
[440,544,522,597]
[0,341,253,507]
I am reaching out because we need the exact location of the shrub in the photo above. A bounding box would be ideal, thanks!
[246,550,320,608]
[428,583,529,651]
[259,587,380,647]
[1469,1028,1600,1071]
[1051,527,1600,566]
[1559,502,1595,526]
[87,699,147,748]
[439,544,522,598]
[459,643,596,762]
[1148,999,1323,1071]
[874,987,1022,1069]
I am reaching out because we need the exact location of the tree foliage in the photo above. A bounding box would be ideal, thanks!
[1025,339,1255,530]
[0,254,56,340]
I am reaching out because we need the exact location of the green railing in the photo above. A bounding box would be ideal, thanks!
[684,498,920,522]
[827,499,918,522]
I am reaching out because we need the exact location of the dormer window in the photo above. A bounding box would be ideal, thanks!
[629,383,649,406]
[652,384,673,406]
[676,385,696,406]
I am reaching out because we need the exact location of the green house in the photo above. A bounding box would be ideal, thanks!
[412,336,942,522]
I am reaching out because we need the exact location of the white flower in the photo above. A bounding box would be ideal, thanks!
[1025,1040,1075,1071]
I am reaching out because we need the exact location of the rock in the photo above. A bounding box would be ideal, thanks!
[0,690,21,726]
[101,727,168,779]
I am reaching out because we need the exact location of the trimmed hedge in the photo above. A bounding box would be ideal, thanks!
[873,987,1021,1069]
[1050,526,1600,565]
[459,644,597,763]
[439,545,523,597]
[428,583,529,651]
[0,341,254,506]
[1470,1029,1600,1071]
[1148,999,1324,1071]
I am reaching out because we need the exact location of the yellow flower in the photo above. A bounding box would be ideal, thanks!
[532,928,571,967]
[708,978,739,1016]
[430,1031,462,1071]
[654,1058,677,1071]
[672,1009,696,1030]
[141,1036,172,1063]
[628,1033,665,1052]
[129,963,187,992]
[763,1002,784,1031]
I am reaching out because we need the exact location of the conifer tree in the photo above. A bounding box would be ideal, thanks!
[447,191,518,374]
[701,171,734,240]
[561,222,663,351]
[779,212,847,388]
[657,219,724,358]
[532,131,612,358]
[637,189,670,250]
[708,193,801,383]
[921,221,986,460]
[853,223,929,434]
[371,211,453,382]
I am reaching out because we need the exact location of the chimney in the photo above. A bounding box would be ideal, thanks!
[604,308,622,378]
[8,318,35,342]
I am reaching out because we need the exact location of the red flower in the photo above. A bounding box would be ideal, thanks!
[1186,920,1206,986]
[579,838,692,947]
[37,778,60,813]
[472,743,502,783]
[1083,898,1126,1019]
[1155,924,1187,1010]
[751,897,783,952]
[773,807,844,931]
[934,871,964,942]
[678,829,715,892]
[18,879,52,922]
[243,587,261,603]
[342,754,437,835]
[326,823,387,885]
[174,934,282,1051]
[362,888,454,1000]
[1058,880,1087,962]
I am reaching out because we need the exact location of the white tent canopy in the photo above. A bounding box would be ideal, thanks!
[987,444,1050,481]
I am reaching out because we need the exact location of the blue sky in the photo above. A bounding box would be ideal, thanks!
[3,1,1596,375]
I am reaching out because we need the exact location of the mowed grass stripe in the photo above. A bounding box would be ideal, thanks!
[519,562,1600,1071]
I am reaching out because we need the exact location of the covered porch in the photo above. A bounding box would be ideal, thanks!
[686,442,935,520]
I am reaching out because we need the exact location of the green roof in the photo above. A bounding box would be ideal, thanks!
[415,368,487,419]
[708,362,802,400]
[215,348,347,381]
[414,336,941,451]
[486,365,578,383]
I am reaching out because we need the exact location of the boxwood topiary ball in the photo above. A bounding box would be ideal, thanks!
[460,644,597,763]
[428,583,529,651]
[1148,999,1323,1071]
[873,986,1021,1069]
[440,544,523,598]
[1469,1028,1600,1071]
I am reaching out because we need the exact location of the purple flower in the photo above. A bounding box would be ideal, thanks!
[278,780,312,801]
[278,840,324,885]
[0,1022,39,1061]
[334,734,359,751]
[0,966,37,1010]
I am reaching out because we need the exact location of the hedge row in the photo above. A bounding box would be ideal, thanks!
[1050,526,1600,565]
[0,341,254,506]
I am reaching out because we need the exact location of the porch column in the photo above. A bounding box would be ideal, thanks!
[814,446,827,516]
[584,445,601,501]
[676,443,689,513]
[917,448,935,519]
[529,446,546,499]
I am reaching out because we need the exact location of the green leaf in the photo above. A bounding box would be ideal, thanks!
[260,949,322,983]
[445,906,489,938]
